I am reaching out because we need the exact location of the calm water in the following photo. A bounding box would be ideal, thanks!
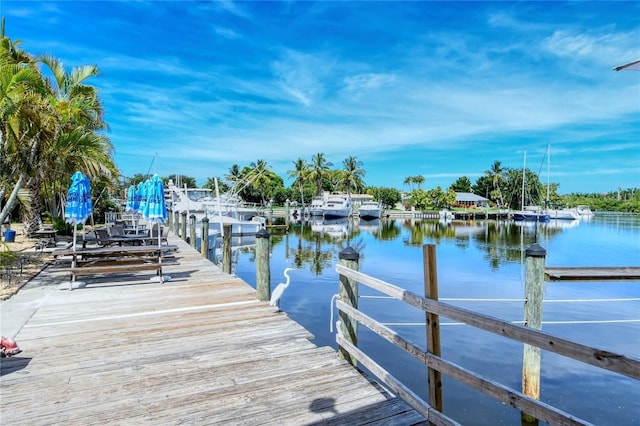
[227,214,639,425]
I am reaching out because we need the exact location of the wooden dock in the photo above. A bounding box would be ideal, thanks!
[0,236,425,425]
[545,266,640,281]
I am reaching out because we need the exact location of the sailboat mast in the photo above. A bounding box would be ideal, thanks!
[546,144,550,207]
[521,149,526,210]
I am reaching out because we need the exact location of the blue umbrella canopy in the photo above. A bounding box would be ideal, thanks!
[64,171,92,225]
[136,180,149,215]
[125,185,137,213]
[142,175,167,223]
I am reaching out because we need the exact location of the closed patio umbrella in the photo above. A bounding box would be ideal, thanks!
[64,171,92,290]
[136,180,149,216]
[125,185,137,213]
[142,174,169,283]
[125,184,140,233]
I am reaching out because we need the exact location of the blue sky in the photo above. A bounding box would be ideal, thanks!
[3,1,639,194]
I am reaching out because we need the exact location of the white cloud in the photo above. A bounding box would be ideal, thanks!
[343,73,397,92]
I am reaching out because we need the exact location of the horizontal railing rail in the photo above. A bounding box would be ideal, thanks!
[335,261,639,425]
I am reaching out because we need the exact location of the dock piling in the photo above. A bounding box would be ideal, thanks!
[522,243,546,426]
[189,214,196,248]
[180,211,187,241]
[200,217,209,258]
[423,244,443,415]
[255,228,271,302]
[338,246,359,366]
[222,224,232,274]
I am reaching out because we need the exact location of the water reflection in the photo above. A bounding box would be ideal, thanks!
[277,217,585,274]
[234,214,639,426]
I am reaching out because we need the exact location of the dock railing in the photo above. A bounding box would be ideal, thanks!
[335,244,640,426]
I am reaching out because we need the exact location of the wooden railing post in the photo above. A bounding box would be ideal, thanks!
[172,210,178,234]
[200,217,209,258]
[423,244,443,416]
[255,228,271,302]
[522,243,546,426]
[189,214,196,248]
[338,246,359,366]
[180,211,187,241]
[222,224,232,274]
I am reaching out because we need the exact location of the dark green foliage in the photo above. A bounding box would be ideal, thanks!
[53,218,74,235]
[450,176,472,193]
[371,187,401,210]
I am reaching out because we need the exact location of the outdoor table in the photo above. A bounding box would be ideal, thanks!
[34,229,57,247]
[53,245,178,285]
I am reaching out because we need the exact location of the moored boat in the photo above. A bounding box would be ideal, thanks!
[323,195,352,219]
[358,201,382,219]
[545,208,580,220]
[513,207,551,222]
[574,205,595,216]
[310,196,325,217]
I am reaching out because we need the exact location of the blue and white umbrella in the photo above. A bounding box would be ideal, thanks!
[142,174,169,282]
[125,185,137,213]
[63,171,92,290]
[64,171,92,250]
[136,180,149,216]
[142,175,167,223]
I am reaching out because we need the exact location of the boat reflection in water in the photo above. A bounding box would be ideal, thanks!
[356,218,381,234]
[311,217,351,239]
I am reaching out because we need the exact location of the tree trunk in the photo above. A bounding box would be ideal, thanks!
[22,178,44,237]
[0,174,25,226]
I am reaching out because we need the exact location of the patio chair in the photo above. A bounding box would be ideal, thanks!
[149,224,169,245]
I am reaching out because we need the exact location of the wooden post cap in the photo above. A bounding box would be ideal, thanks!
[339,246,359,260]
[256,228,270,238]
[525,243,546,257]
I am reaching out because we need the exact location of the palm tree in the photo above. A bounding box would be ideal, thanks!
[288,158,309,206]
[0,27,57,227]
[38,55,105,132]
[225,164,241,185]
[404,175,423,191]
[340,156,365,198]
[309,153,332,196]
[403,176,414,191]
[486,160,505,208]
[20,55,115,234]
[250,159,272,205]
[0,23,116,231]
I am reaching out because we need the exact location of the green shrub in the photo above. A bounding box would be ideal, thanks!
[53,218,74,236]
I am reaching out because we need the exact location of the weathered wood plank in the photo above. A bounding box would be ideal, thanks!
[545,266,640,281]
[1,235,423,425]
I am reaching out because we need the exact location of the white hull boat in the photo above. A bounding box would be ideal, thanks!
[545,208,579,220]
[358,201,381,219]
[323,196,352,219]
[310,196,325,217]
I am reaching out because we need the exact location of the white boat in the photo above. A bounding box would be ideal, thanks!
[358,201,381,220]
[323,195,352,219]
[165,179,260,221]
[165,179,262,236]
[545,207,580,220]
[574,205,595,216]
[310,196,325,217]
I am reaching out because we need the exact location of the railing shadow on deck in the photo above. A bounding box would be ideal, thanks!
[334,244,640,426]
